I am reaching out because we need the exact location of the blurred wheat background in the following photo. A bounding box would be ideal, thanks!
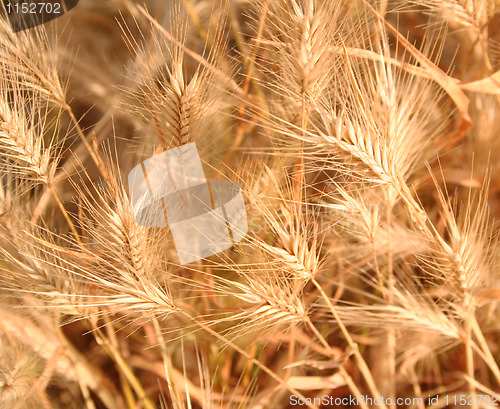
[1,0,500,408]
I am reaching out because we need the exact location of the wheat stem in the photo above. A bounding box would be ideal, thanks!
[303,316,370,409]
[95,326,157,409]
[48,184,81,244]
[181,310,320,409]
[465,299,477,409]
[470,315,500,386]
[64,106,101,172]
[311,278,387,409]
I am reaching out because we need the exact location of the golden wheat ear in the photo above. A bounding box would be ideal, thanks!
[118,2,233,154]
[0,18,66,107]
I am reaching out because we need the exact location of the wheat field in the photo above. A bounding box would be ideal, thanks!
[1,0,500,408]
